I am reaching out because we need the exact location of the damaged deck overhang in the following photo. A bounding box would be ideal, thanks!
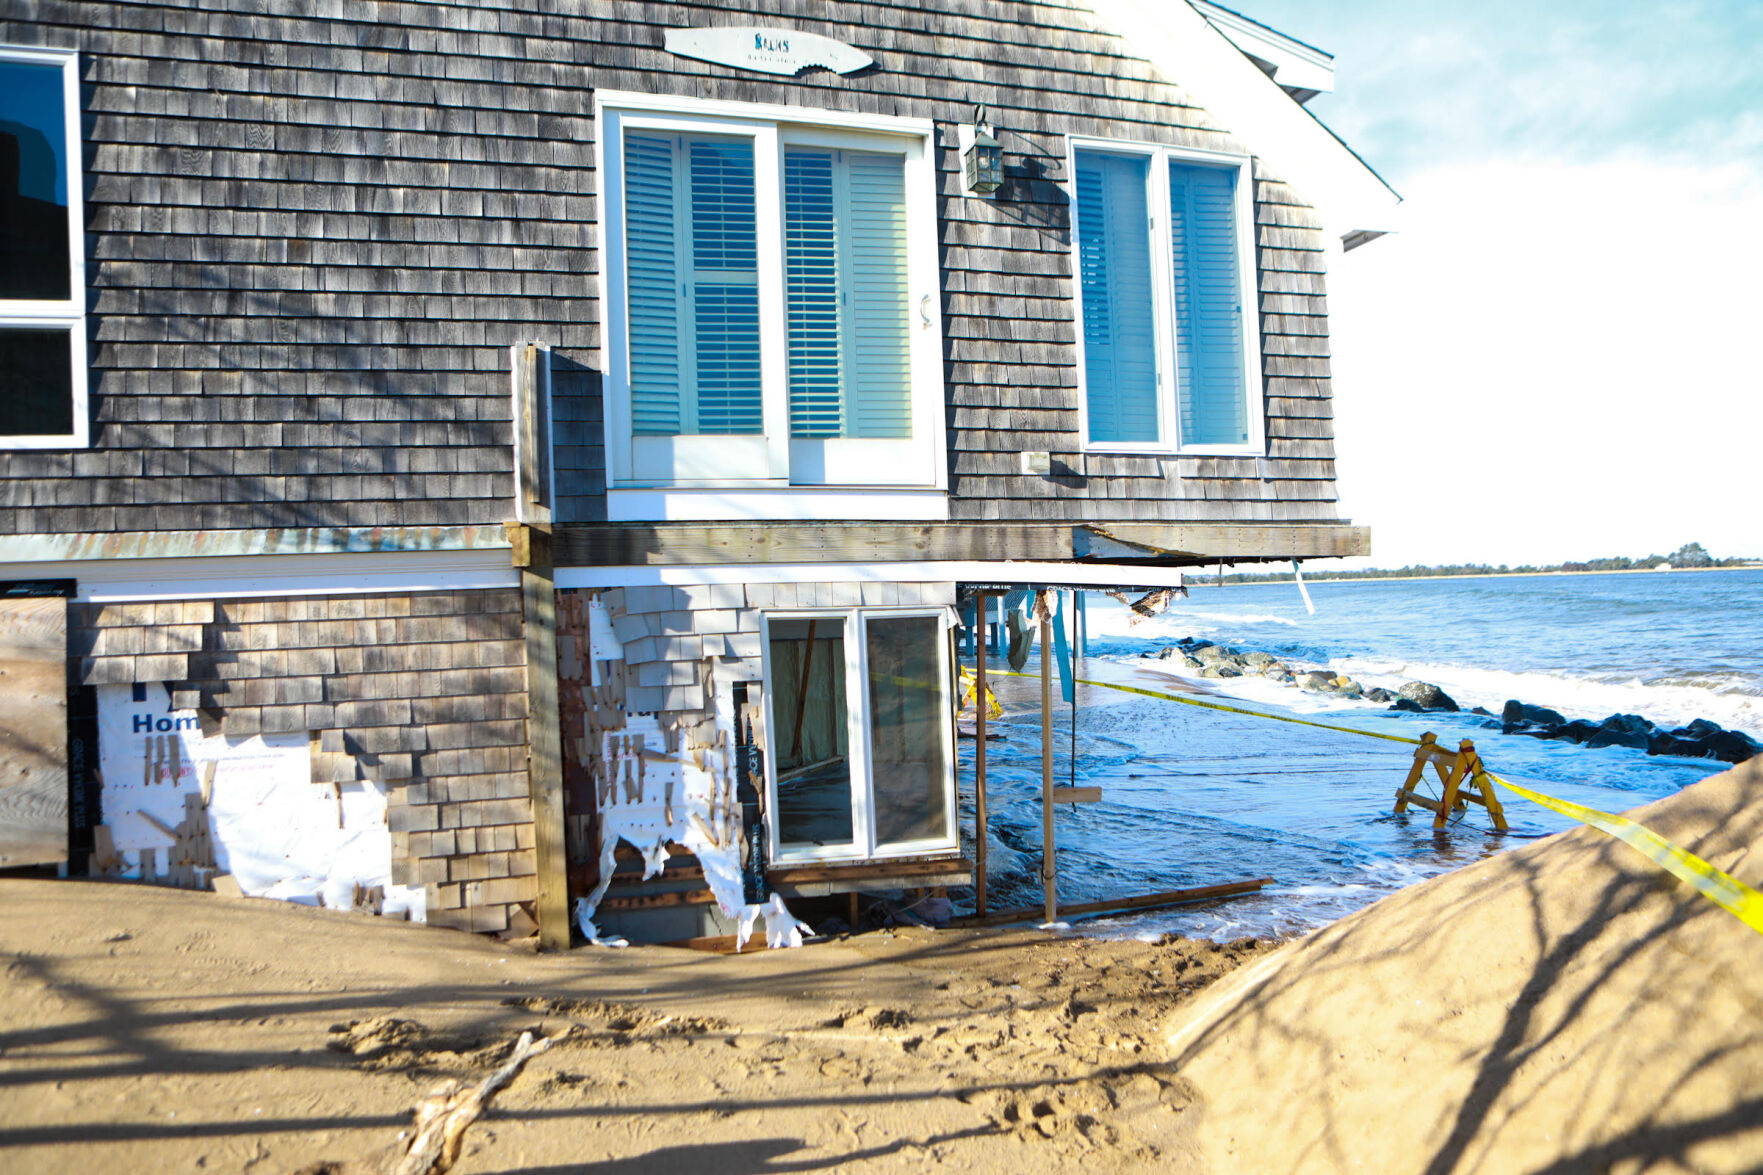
[551,521,1369,569]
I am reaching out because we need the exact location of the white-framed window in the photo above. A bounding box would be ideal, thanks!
[1,45,85,449]
[1068,138,1263,455]
[596,92,947,509]
[760,607,956,863]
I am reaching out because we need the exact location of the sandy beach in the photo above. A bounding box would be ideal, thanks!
[5,759,1763,1174]
[0,876,1273,1174]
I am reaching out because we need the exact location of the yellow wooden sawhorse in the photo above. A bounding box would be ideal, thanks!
[1393,732,1509,831]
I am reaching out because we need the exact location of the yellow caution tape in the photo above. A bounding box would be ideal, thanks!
[994,669,1763,936]
[996,670,1423,745]
[1488,773,1763,934]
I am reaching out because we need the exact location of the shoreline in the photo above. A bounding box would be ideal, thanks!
[1201,563,1763,588]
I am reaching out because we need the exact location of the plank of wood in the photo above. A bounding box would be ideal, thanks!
[0,596,68,867]
[765,855,967,885]
[1049,786,1102,803]
[953,879,1273,928]
[553,522,1073,566]
[1041,605,1055,924]
[597,887,718,913]
[974,590,990,917]
[521,548,572,951]
[1076,523,1371,561]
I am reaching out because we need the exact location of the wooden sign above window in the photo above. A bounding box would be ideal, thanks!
[663,27,874,76]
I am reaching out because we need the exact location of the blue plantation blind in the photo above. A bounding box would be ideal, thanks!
[1169,160,1248,446]
[623,133,762,437]
[1074,151,1159,444]
[784,147,911,440]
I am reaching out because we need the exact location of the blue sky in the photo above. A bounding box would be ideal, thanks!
[1230,2,1763,567]
[1244,1,1763,182]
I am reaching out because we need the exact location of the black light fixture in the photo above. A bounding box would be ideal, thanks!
[963,104,1003,196]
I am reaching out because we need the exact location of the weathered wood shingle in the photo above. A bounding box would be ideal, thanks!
[1,0,1350,534]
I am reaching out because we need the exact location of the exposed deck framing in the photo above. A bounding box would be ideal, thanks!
[553,522,1369,568]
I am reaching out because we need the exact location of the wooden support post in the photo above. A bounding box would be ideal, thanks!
[973,591,989,917]
[518,525,571,952]
[1040,596,1056,925]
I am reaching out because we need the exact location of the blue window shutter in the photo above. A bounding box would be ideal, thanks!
[785,148,911,440]
[844,151,911,439]
[1074,151,1159,444]
[624,133,681,437]
[624,133,762,438]
[1169,160,1248,446]
[685,140,762,434]
[785,149,843,438]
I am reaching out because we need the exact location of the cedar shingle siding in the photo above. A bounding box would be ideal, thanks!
[1,0,1338,534]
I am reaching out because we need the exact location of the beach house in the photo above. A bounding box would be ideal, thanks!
[0,0,1397,945]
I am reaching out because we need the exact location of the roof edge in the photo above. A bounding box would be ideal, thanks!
[1083,0,1401,243]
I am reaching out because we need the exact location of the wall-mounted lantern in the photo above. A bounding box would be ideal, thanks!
[960,105,1003,196]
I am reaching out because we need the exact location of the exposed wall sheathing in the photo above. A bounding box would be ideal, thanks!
[68,588,536,932]
[1,0,1340,537]
[557,580,957,927]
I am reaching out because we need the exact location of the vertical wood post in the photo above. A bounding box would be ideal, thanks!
[1040,596,1056,925]
[517,523,571,951]
[973,592,989,917]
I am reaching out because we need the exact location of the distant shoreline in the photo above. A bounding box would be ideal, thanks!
[1211,564,1763,588]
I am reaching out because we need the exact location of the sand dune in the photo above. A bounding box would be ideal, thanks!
[1166,758,1763,1173]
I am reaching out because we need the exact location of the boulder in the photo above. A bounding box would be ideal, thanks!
[1502,699,1567,734]
[1390,697,1425,713]
[1550,720,1603,745]
[1199,664,1242,679]
[1258,660,1291,678]
[1331,677,1365,699]
[1649,722,1761,764]
[1397,681,1459,712]
[1193,644,1243,667]
[1243,651,1280,670]
[1587,713,1655,750]
[1365,687,1395,703]
[1299,671,1336,693]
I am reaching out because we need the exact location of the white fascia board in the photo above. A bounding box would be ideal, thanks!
[0,549,518,601]
[1190,0,1335,96]
[1083,0,1400,241]
[556,560,1190,590]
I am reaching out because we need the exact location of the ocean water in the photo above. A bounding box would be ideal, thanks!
[957,568,1761,941]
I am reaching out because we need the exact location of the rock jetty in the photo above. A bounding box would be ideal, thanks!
[1501,701,1761,763]
[1145,637,1758,764]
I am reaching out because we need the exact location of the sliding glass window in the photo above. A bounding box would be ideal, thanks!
[764,608,955,863]
[1070,142,1258,454]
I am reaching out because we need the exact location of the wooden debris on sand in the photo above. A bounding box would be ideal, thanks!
[293,1030,553,1175]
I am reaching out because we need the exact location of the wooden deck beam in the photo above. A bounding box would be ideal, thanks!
[551,521,1369,567]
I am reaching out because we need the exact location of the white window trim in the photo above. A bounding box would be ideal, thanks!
[605,487,947,523]
[0,44,86,450]
[594,91,948,507]
[760,606,958,865]
[1066,135,1264,457]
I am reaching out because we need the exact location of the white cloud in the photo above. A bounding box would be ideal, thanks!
[1326,156,1763,567]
